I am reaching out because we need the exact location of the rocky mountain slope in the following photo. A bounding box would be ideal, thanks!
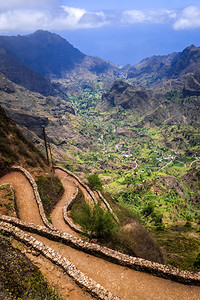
[0,30,200,166]
[0,104,48,176]
[0,71,100,166]
[1,30,200,91]
[0,30,199,274]
[0,47,54,96]
[99,79,200,127]
[0,30,120,82]
[0,30,85,78]
[127,44,200,90]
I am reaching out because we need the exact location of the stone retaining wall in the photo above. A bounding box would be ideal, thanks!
[62,178,83,233]
[1,215,200,286]
[55,166,98,204]
[58,166,118,232]
[56,166,119,222]
[96,190,119,223]
[11,166,55,230]
[2,166,200,288]
[0,220,119,300]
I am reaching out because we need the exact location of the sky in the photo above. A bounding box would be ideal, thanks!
[0,1,200,65]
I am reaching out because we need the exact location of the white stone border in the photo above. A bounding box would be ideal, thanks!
[0,220,120,300]
[95,190,119,223]
[55,166,98,204]
[62,178,83,233]
[55,166,119,223]
[2,167,200,286]
[11,166,55,230]
[1,215,200,286]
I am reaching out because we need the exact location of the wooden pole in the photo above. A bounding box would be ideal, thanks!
[48,141,54,173]
[42,126,50,166]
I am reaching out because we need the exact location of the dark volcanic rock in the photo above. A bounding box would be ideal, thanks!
[0,47,53,96]
[6,109,49,138]
[100,80,156,114]
[99,78,200,127]
[127,52,180,86]
[141,98,200,126]
[183,71,200,97]
[127,44,200,89]
[0,72,15,93]
[0,30,120,81]
[0,30,85,78]
[168,45,200,78]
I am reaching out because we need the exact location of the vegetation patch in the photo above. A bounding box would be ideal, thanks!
[0,184,16,217]
[151,224,200,271]
[71,189,117,240]
[64,88,200,270]
[70,188,87,225]
[0,234,61,300]
[70,189,165,263]
[87,173,102,191]
[0,105,47,175]
[36,174,64,217]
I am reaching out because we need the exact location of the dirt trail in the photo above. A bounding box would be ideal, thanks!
[1,171,200,300]
[0,172,43,226]
[12,239,92,300]
[51,174,79,236]
[55,168,93,205]
[27,252,93,300]
[0,172,92,299]
[31,233,200,300]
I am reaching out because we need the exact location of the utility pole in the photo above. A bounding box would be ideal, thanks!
[42,126,50,166]
[48,141,54,173]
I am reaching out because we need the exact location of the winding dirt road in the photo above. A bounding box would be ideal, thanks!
[0,171,200,300]
[51,171,78,236]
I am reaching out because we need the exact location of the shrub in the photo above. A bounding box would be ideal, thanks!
[142,201,154,217]
[36,175,64,217]
[76,202,117,240]
[194,253,200,269]
[87,174,102,191]
[184,221,192,229]
[112,221,165,263]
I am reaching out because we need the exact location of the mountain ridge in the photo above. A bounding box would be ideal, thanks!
[0,30,119,81]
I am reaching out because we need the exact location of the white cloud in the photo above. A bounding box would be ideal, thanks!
[0,5,200,33]
[0,6,110,32]
[79,11,109,28]
[122,10,146,23]
[61,6,86,26]
[0,10,50,32]
[173,6,200,30]
[122,9,177,24]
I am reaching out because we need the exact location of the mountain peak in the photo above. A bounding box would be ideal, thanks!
[0,30,85,78]
[25,30,64,42]
[186,44,196,50]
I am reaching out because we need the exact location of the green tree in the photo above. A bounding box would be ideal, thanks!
[78,203,117,240]
[87,174,102,190]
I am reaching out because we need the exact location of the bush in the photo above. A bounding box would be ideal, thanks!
[194,253,200,269]
[87,174,102,191]
[111,221,165,263]
[76,202,117,240]
[36,175,64,217]
[142,201,154,217]
[184,221,192,229]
